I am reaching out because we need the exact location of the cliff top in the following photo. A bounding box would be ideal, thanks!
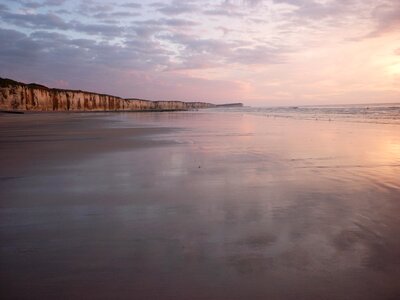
[0,77,123,99]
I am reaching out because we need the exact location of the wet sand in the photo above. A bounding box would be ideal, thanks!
[1,112,400,299]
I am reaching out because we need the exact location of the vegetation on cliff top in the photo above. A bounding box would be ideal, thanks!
[0,77,123,98]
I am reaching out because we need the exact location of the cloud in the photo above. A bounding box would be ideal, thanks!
[77,1,114,17]
[0,28,42,68]
[161,33,233,55]
[244,0,263,6]
[163,18,198,27]
[133,18,198,27]
[30,30,67,41]
[272,0,357,20]
[72,22,123,37]
[273,0,400,37]
[231,45,286,65]
[0,3,8,11]
[0,11,69,30]
[44,0,66,5]
[0,8,133,37]
[368,1,400,37]
[12,0,66,9]
[160,33,288,70]
[203,0,245,17]
[92,11,141,19]
[203,9,244,17]
[155,1,199,15]
[129,17,199,41]
[1,26,155,73]
[13,1,42,9]
[120,2,141,9]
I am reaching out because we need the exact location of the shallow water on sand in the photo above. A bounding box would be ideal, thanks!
[1,112,400,299]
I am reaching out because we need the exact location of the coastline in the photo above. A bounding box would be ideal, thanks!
[0,77,221,112]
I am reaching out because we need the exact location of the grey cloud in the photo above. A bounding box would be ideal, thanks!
[133,18,197,26]
[123,32,174,61]
[156,33,231,69]
[92,11,141,19]
[243,0,263,6]
[0,28,42,67]
[14,1,42,9]
[271,0,400,41]
[0,3,8,11]
[0,9,128,37]
[54,9,70,14]
[160,33,287,69]
[13,0,66,9]
[162,33,234,55]
[44,0,66,5]
[156,1,198,15]
[0,26,172,81]
[111,11,140,17]
[163,18,198,27]
[164,30,287,67]
[290,1,348,19]
[231,46,286,64]
[0,29,105,88]
[273,0,361,20]
[149,2,164,8]
[121,2,142,9]
[368,1,400,37]
[272,0,304,6]
[30,30,67,41]
[76,1,142,20]
[203,0,246,18]
[273,0,400,29]
[130,17,198,39]
[0,28,28,45]
[70,38,97,48]
[77,2,114,16]
[130,20,163,38]
[0,11,69,30]
[71,22,124,37]
[203,9,244,17]
[166,53,223,71]
[216,26,235,35]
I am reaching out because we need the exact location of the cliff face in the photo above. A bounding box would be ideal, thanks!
[0,78,215,112]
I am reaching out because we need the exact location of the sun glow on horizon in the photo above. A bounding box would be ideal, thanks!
[387,62,400,76]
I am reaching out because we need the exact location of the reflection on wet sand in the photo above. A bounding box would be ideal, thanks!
[0,112,400,299]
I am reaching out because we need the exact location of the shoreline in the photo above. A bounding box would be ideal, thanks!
[0,108,202,114]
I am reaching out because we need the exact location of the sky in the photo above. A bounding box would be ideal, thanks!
[0,0,399,106]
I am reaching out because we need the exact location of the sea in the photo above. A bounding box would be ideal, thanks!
[209,103,400,124]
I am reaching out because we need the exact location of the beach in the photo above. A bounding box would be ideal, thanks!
[1,111,400,299]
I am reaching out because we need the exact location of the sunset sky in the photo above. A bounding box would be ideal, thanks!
[0,0,399,105]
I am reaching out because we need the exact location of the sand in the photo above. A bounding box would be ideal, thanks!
[1,111,400,299]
